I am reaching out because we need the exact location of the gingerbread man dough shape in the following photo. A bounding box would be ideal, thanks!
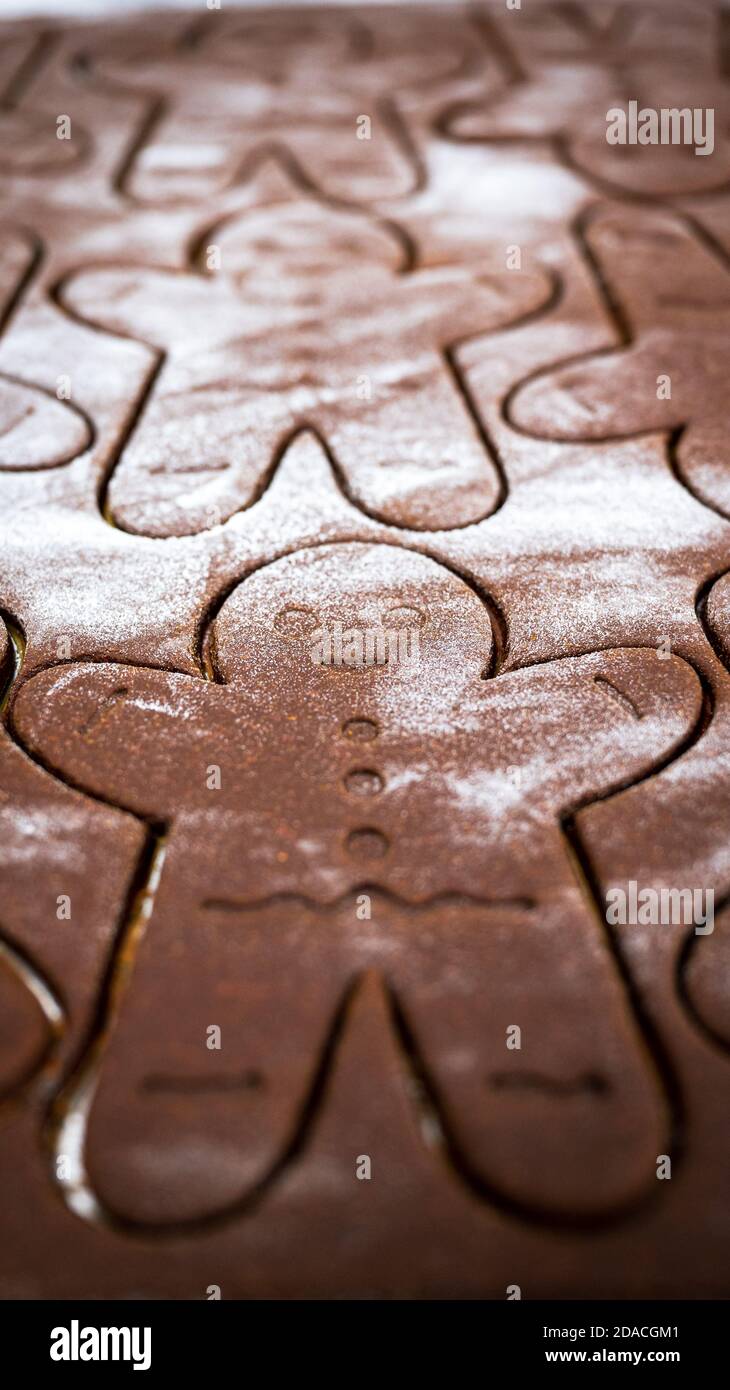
[445,65,730,199]
[77,6,484,205]
[509,207,730,520]
[443,2,727,197]
[59,198,550,535]
[13,544,702,1227]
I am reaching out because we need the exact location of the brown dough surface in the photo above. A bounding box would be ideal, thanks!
[0,2,729,1300]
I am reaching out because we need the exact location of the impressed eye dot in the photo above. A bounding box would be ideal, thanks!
[273,605,319,638]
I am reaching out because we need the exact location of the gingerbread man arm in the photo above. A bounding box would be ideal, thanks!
[58,264,237,353]
[509,209,727,450]
[11,663,235,821]
[0,373,91,470]
[478,646,702,823]
[401,261,554,347]
[443,66,598,143]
